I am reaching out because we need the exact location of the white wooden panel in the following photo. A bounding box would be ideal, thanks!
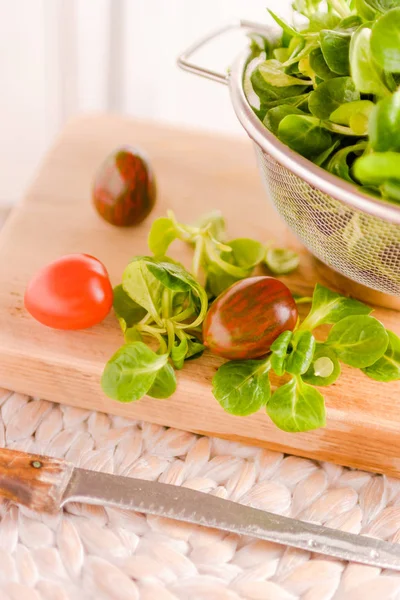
[75,0,113,112]
[0,0,291,204]
[0,0,47,204]
[122,0,289,135]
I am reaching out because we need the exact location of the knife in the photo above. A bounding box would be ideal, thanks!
[1,447,399,569]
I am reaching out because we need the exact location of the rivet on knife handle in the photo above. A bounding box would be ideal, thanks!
[0,448,74,513]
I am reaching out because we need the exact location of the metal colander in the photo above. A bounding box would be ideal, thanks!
[178,20,400,297]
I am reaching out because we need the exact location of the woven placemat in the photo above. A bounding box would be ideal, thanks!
[0,389,400,599]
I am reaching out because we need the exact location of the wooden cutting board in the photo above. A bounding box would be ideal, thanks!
[1,114,400,476]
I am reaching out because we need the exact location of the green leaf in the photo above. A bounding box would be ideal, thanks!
[302,343,341,386]
[101,342,168,402]
[309,77,359,120]
[349,27,390,96]
[291,0,324,19]
[260,92,312,115]
[285,35,306,62]
[201,231,257,296]
[124,327,142,343]
[185,336,205,360]
[259,59,313,87]
[380,179,400,201]
[320,30,351,75]
[266,377,326,432]
[284,37,319,67]
[122,259,163,321]
[268,9,299,37]
[195,211,226,241]
[141,257,208,326]
[369,91,400,152]
[326,142,367,183]
[171,336,188,370]
[313,140,341,166]
[309,47,337,80]
[148,217,178,256]
[307,10,341,31]
[264,247,300,274]
[225,238,266,269]
[212,360,271,416]
[144,258,193,292]
[371,8,400,72]
[286,331,317,375]
[263,105,306,136]
[322,123,359,137]
[361,0,400,13]
[353,152,400,186]
[301,283,372,330]
[172,291,189,314]
[251,66,309,104]
[113,284,147,330]
[203,235,262,294]
[278,115,333,159]
[330,100,374,135]
[355,0,378,19]
[362,329,400,381]
[330,100,374,126]
[148,363,177,399]
[205,264,239,299]
[248,32,273,60]
[274,47,291,62]
[270,331,293,376]
[326,315,389,367]
[336,15,363,32]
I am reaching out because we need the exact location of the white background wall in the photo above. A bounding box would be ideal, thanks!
[0,0,289,206]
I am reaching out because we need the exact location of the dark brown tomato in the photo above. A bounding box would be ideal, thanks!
[93,145,156,227]
[203,276,298,360]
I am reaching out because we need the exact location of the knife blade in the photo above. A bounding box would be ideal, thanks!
[1,447,399,569]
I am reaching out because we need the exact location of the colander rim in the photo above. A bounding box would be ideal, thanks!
[228,48,400,226]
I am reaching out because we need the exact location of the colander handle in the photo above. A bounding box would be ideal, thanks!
[177,19,271,85]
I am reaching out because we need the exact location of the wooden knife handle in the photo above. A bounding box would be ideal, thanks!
[0,448,74,513]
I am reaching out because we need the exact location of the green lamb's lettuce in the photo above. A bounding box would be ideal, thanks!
[102,210,299,407]
[101,343,169,402]
[349,26,391,97]
[320,29,352,75]
[368,90,400,152]
[102,255,208,402]
[302,344,341,386]
[246,0,400,204]
[370,7,400,72]
[102,209,400,436]
[326,315,389,367]
[112,284,147,330]
[148,211,298,299]
[212,360,271,416]
[308,77,360,120]
[148,363,177,399]
[299,282,371,329]
[285,330,316,375]
[362,330,400,380]
[264,247,300,274]
[212,282,400,433]
[266,377,326,433]
[278,115,334,159]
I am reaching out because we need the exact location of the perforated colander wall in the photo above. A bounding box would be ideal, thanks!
[255,145,400,296]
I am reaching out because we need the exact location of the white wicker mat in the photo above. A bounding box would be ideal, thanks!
[0,389,400,600]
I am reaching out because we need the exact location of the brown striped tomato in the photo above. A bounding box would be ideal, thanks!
[93,146,156,227]
[203,276,298,360]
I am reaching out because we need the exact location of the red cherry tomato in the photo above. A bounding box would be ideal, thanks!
[24,254,113,330]
[203,276,298,360]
